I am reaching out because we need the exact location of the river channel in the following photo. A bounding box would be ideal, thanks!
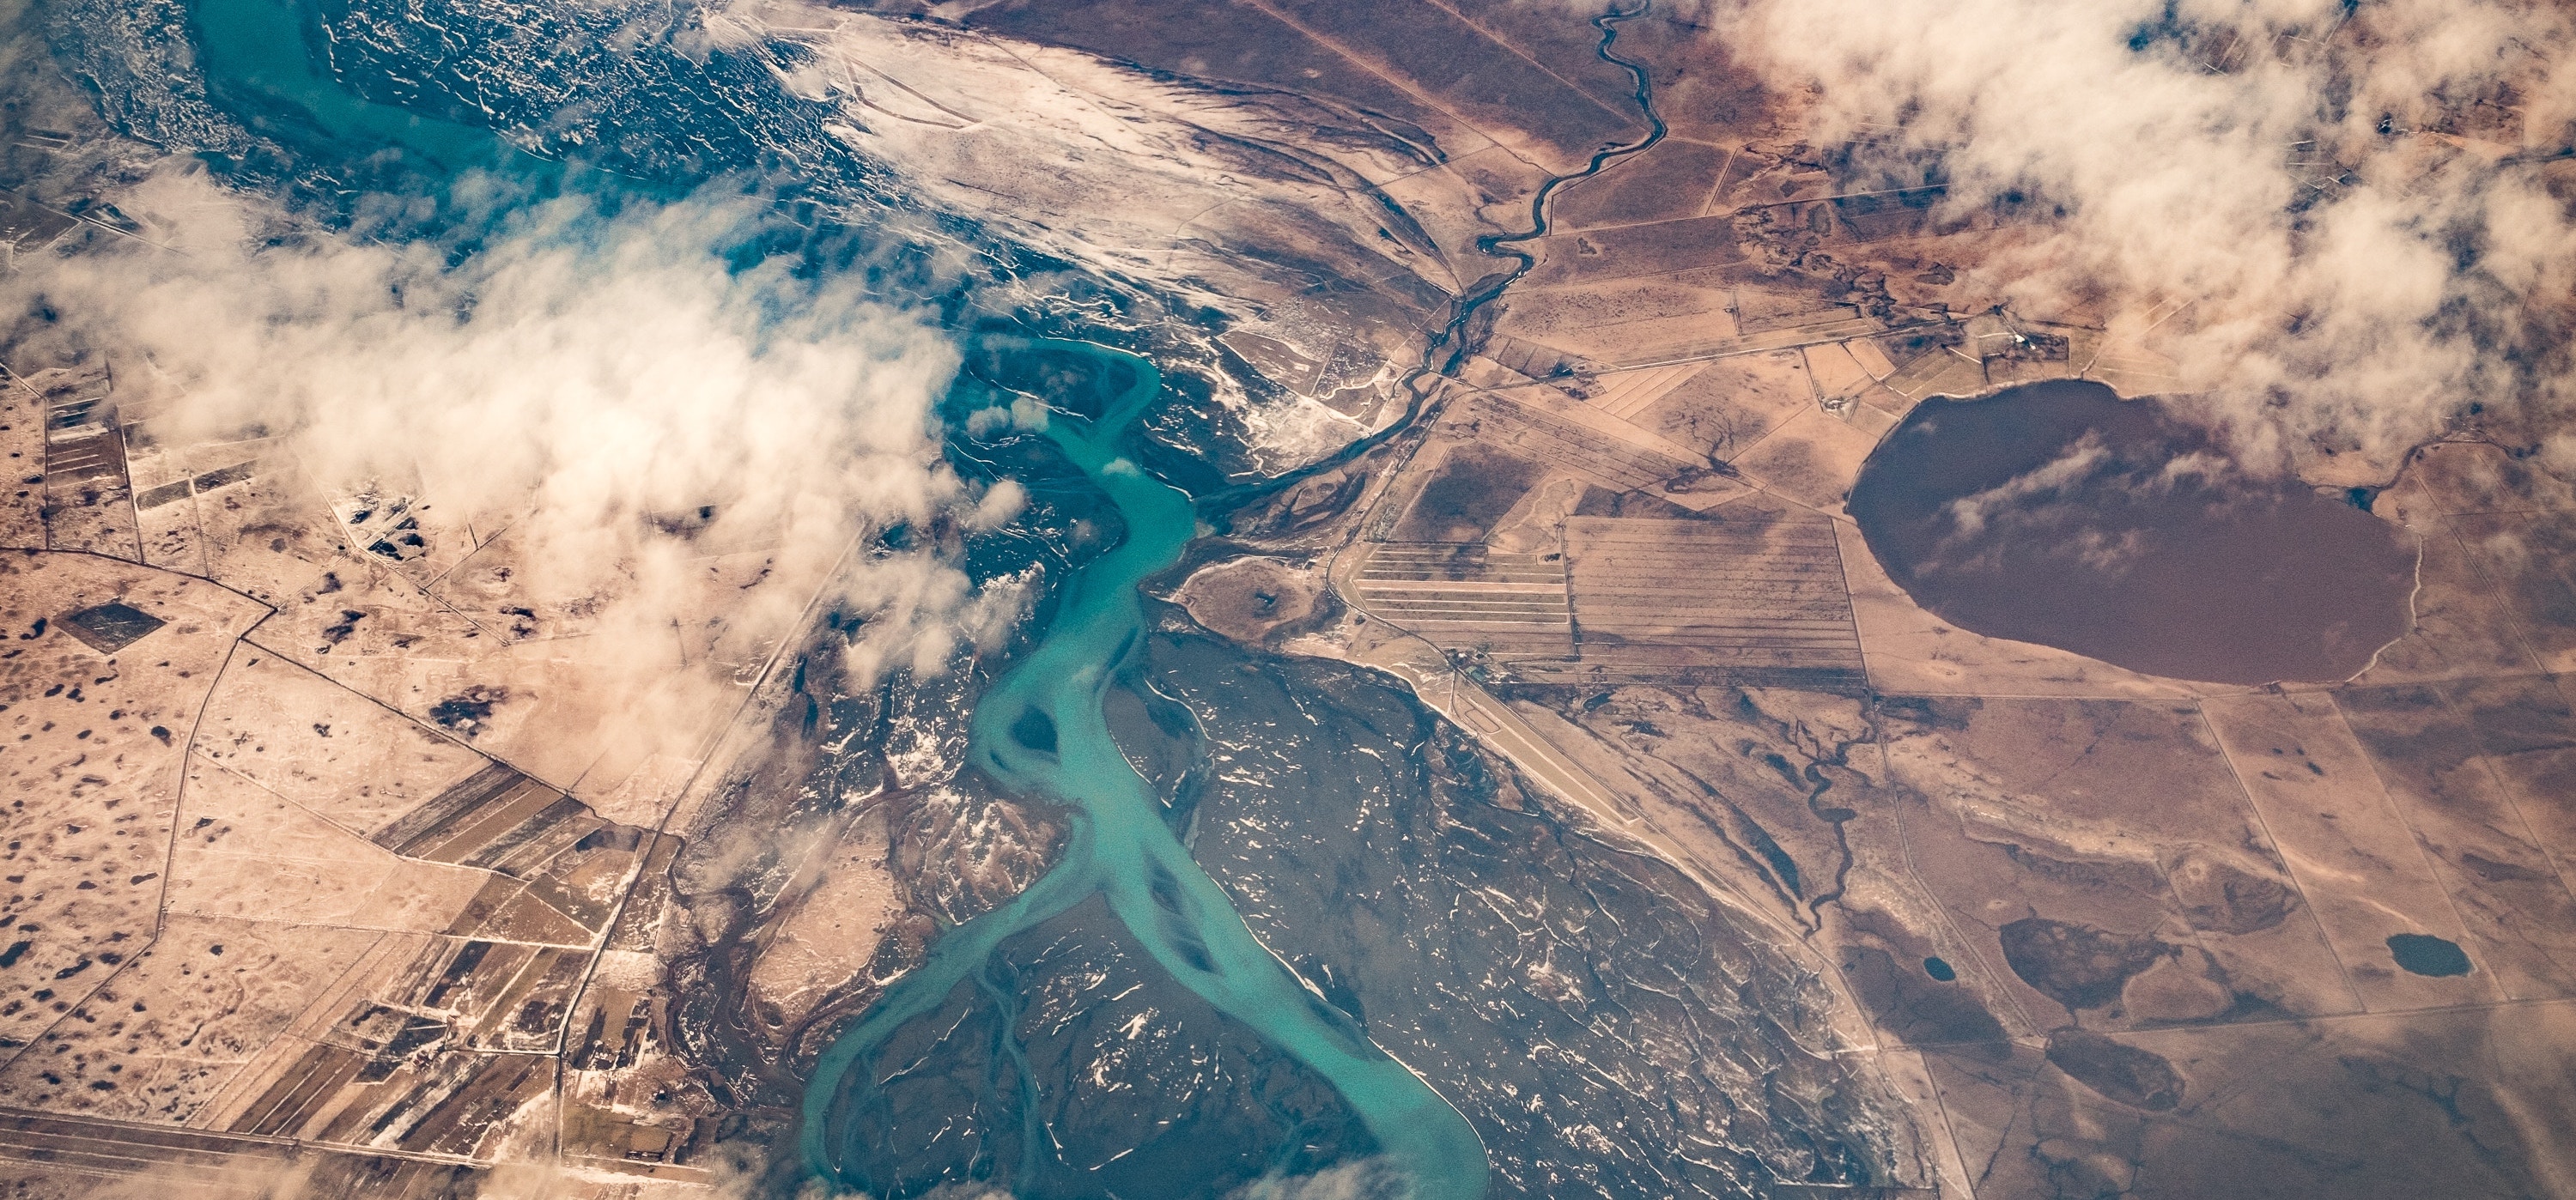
[797,343,1487,1196]
[159,0,1751,1191]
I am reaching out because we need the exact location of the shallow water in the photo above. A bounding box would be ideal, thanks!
[1848,380,2417,685]
[191,0,517,171]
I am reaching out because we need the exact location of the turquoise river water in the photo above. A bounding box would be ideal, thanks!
[184,2,1489,1191]
[797,345,1488,1197]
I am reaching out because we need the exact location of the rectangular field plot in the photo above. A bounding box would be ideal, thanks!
[1354,543,1572,662]
[1451,392,1695,493]
[1583,362,1704,421]
[1542,515,1865,688]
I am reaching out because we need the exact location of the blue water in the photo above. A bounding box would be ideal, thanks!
[177,5,1488,1193]
[191,0,521,172]
[799,344,1487,1198]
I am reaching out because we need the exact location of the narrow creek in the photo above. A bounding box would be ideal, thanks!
[805,9,1676,1196]
[1208,0,1668,516]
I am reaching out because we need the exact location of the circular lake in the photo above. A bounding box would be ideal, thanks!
[1848,380,2418,685]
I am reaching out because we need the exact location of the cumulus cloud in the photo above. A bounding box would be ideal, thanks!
[3,167,1024,737]
[1720,0,2576,475]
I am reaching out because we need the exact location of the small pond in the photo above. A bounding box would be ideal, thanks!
[2387,932,2474,977]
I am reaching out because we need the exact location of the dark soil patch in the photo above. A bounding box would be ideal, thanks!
[1998,917,2166,1011]
[1393,444,1545,542]
[2046,1027,2184,1111]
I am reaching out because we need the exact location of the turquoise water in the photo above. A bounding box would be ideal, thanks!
[799,343,1487,1197]
[179,7,1487,1192]
[191,0,523,172]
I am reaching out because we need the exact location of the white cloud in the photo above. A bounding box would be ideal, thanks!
[1717,0,2576,476]
[1941,430,2111,537]
[5,167,1020,721]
